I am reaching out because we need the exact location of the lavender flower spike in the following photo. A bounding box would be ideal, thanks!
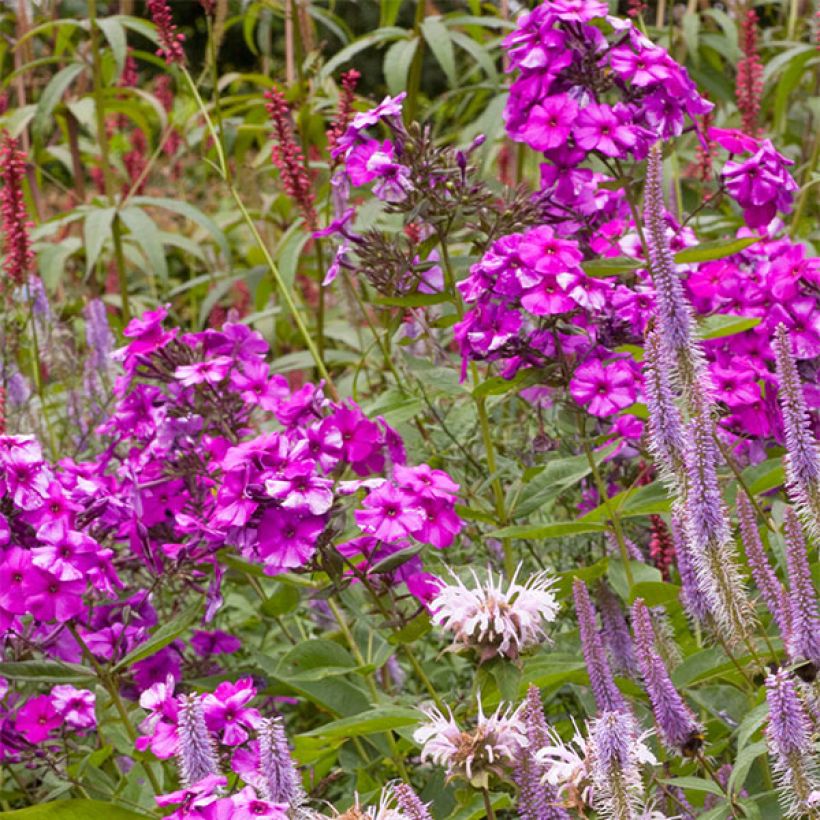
[391,782,434,820]
[589,710,653,820]
[683,405,754,645]
[773,323,820,536]
[643,145,708,399]
[513,685,571,820]
[596,582,638,678]
[631,599,703,755]
[764,669,819,817]
[573,579,627,715]
[736,493,790,637]
[782,508,820,675]
[258,717,305,808]
[671,512,711,626]
[84,298,115,372]
[643,328,686,489]
[176,693,220,787]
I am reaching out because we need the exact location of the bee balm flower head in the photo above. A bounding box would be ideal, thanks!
[429,565,559,662]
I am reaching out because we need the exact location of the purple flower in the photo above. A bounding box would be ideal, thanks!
[573,578,627,714]
[782,508,820,671]
[176,693,220,787]
[118,304,177,359]
[15,695,62,743]
[737,493,789,637]
[631,599,702,754]
[596,582,638,678]
[190,630,242,657]
[174,356,233,387]
[570,357,638,417]
[203,678,262,746]
[764,669,818,817]
[264,461,334,515]
[84,298,114,372]
[255,508,324,574]
[520,95,579,152]
[773,324,820,533]
[355,482,424,543]
[575,104,638,158]
[50,685,95,730]
[257,717,305,807]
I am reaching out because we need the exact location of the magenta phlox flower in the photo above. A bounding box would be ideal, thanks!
[202,678,262,746]
[50,685,96,730]
[355,481,425,543]
[117,304,178,362]
[519,95,579,152]
[574,104,639,158]
[255,508,324,574]
[190,630,241,657]
[570,357,638,417]
[346,139,393,186]
[174,356,233,387]
[15,695,62,744]
[264,460,334,515]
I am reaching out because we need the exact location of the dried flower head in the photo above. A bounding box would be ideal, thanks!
[430,565,558,662]
[414,699,527,789]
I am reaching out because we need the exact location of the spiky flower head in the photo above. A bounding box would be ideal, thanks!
[782,508,820,676]
[1,131,33,291]
[643,329,686,490]
[257,716,306,808]
[573,578,627,715]
[589,710,655,820]
[389,782,432,820]
[643,145,708,399]
[430,565,558,662]
[631,599,703,755]
[670,510,711,626]
[764,669,819,817]
[737,493,790,637]
[682,405,754,645]
[413,699,526,789]
[596,582,638,679]
[146,0,186,65]
[176,693,220,788]
[513,685,571,820]
[773,324,820,536]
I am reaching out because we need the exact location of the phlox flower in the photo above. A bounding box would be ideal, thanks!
[50,685,95,730]
[430,566,558,662]
[202,678,261,747]
[355,482,424,543]
[570,358,638,417]
[15,695,62,744]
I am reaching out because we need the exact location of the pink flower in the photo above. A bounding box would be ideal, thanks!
[174,356,233,387]
[50,685,95,730]
[202,678,262,746]
[519,95,579,152]
[355,482,424,543]
[575,104,638,157]
[15,695,62,743]
[264,461,334,515]
[570,358,638,417]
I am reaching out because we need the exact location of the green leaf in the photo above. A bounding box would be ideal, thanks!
[118,208,169,285]
[742,458,785,495]
[699,314,761,340]
[261,584,300,617]
[674,236,759,264]
[97,17,127,78]
[388,613,432,645]
[608,560,661,600]
[374,292,449,308]
[421,17,457,87]
[384,37,418,97]
[735,701,769,750]
[33,62,85,140]
[449,30,499,85]
[0,661,95,685]
[629,580,681,606]
[472,368,544,399]
[83,207,116,277]
[580,481,670,523]
[129,196,231,262]
[113,603,200,671]
[489,520,606,540]
[581,257,641,278]
[0,800,151,819]
[489,661,521,702]
[277,639,357,682]
[661,776,726,798]
[728,740,767,795]
[369,543,425,573]
[319,28,407,79]
[300,706,420,739]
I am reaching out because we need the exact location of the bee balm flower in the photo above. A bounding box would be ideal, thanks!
[429,566,559,661]
[414,700,527,788]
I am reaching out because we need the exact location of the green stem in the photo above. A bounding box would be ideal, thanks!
[180,67,337,399]
[577,411,634,587]
[87,0,130,322]
[25,297,57,459]
[789,130,819,238]
[67,623,163,795]
[325,597,410,780]
[404,0,427,124]
[481,788,497,820]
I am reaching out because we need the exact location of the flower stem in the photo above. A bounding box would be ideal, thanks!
[481,787,497,820]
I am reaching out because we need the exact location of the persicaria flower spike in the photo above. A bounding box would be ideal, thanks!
[773,323,820,536]
[764,669,819,817]
[736,10,763,137]
[430,565,558,662]
[265,87,317,230]
[631,598,703,755]
[327,69,361,157]
[147,0,186,65]
[573,578,627,715]
[1,132,34,290]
